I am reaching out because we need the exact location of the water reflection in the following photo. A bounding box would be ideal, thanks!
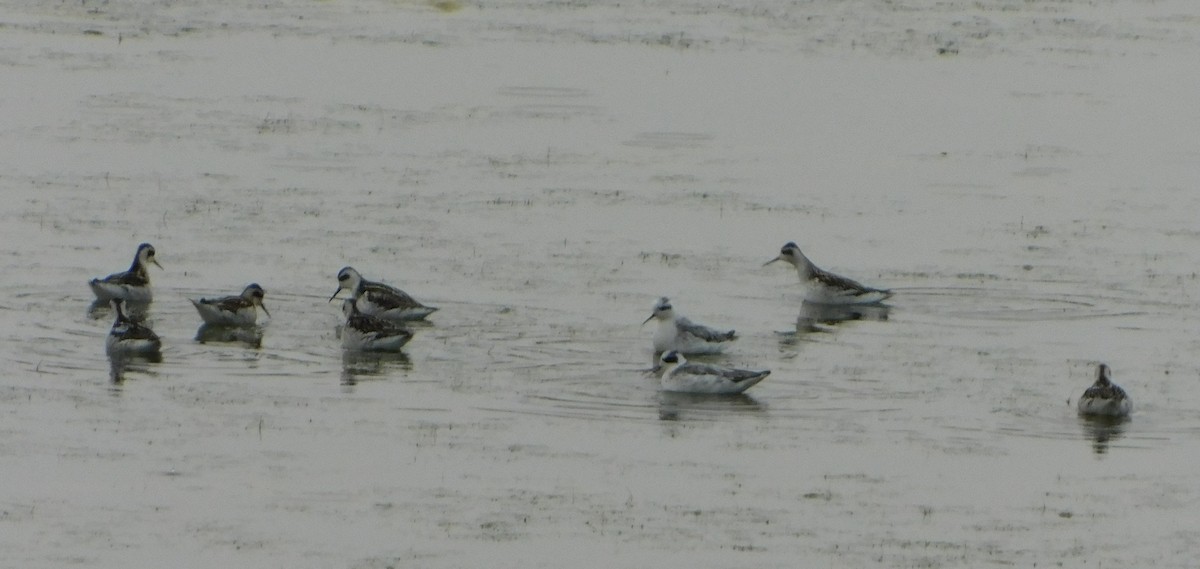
[194,323,264,348]
[108,352,162,384]
[657,391,764,421]
[795,301,890,332]
[1078,414,1128,455]
[341,350,411,386]
[88,298,152,321]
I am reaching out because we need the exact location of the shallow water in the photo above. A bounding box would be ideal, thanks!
[3,0,1200,566]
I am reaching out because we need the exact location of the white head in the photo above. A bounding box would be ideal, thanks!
[135,242,164,270]
[764,241,809,269]
[242,283,270,317]
[642,296,675,325]
[329,266,364,302]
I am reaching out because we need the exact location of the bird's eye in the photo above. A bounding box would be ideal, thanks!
[338,275,348,281]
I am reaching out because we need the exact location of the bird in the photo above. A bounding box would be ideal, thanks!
[656,350,769,394]
[190,283,270,327]
[105,298,162,357]
[1077,363,1132,417]
[642,297,736,355]
[765,241,891,305]
[329,266,437,321]
[340,298,414,352]
[89,243,163,303]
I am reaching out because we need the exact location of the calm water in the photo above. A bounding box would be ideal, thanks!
[3,0,1200,566]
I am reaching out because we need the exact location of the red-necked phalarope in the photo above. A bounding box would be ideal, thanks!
[642,297,736,355]
[340,298,414,352]
[106,299,162,356]
[765,241,892,305]
[657,350,769,394]
[89,243,162,303]
[1077,363,1132,417]
[329,266,438,321]
[190,283,270,327]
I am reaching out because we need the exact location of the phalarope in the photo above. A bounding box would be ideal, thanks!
[329,266,438,321]
[657,350,769,394]
[190,283,270,327]
[765,241,891,305]
[106,299,162,356]
[341,298,414,352]
[642,297,736,355]
[89,243,163,303]
[1077,363,1132,417]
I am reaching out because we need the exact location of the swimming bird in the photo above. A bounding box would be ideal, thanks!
[89,243,162,303]
[190,283,270,327]
[765,241,891,305]
[642,297,736,355]
[329,266,437,321]
[1077,363,1132,417]
[657,350,769,394]
[106,299,162,357]
[340,298,414,352]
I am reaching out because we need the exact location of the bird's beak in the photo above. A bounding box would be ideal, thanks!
[259,303,271,318]
[328,287,343,303]
[641,314,655,326]
[151,259,164,270]
[763,256,782,267]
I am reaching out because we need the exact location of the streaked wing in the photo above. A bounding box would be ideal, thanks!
[115,322,160,342]
[1082,384,1125,401]
[100,267,149,287]
[363,282,424,310]
[200,295,251,313]
[812,267,876,294]
[676,317,735,342]
[349,313,410,337]
[718,368,769,384]
[676,363,766,384]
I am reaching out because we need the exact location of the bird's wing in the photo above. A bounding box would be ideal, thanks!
[117,322,160,342]
[676,318,735,342]
[718,368,770,384]
[99,267,150,287]
[198,295,251,312]
[363,282,425,310]
[811,266,877,293]
[1082,384,1126,401]
[674,363,766,384]
[349,313,411,337]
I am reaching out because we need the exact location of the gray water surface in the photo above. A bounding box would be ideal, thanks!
[3,1,1200,567]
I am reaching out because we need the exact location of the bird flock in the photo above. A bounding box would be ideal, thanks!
[91,241,1132,416]
[93,244,437,368]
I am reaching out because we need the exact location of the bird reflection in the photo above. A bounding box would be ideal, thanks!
[89,298,151,321]
[777,301,891,346]
[657,391,764,421]
[108,352,162,384]
[194,323,264,348]
[1078,414,1128,455]
[795,300,889,332]
[341,350,411,386]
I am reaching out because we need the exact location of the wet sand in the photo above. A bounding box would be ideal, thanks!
[3,0,1200,566]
